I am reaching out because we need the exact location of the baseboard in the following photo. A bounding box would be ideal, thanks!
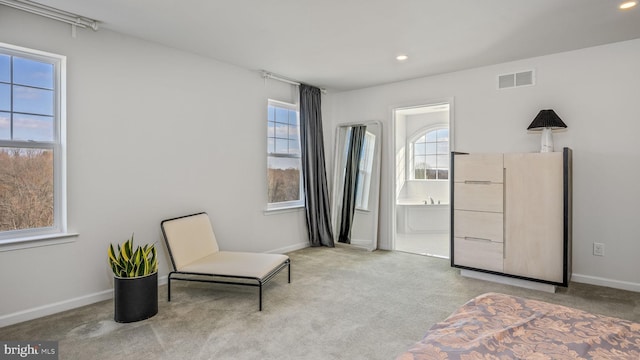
[335,241,375,252]
[0,290,112,328]
[268,242,309,254]
[460,269,557,293]
[350,239,370,246]
[571,273,640,293]
[1,275,169,328]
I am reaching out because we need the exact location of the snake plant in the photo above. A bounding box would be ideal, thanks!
[108,234,158,278]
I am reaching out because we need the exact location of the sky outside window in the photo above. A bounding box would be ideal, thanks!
[0,55,54,141]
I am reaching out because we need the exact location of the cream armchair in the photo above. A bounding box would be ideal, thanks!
[160,212,290,310]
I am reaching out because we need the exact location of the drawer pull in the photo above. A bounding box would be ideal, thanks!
[464,180,492,185]
[464,236,493,243]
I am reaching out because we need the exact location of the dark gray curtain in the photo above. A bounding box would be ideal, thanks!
[338,126,366,244]
[300,84,334,247]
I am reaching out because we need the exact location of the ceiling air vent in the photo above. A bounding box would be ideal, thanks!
[498,70,535,89]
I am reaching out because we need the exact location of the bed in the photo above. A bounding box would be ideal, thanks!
[397,292,640,360]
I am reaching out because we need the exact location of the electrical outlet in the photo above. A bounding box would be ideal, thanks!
[593,242,605,256]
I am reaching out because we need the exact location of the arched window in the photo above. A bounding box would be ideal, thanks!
[410,127,449,180]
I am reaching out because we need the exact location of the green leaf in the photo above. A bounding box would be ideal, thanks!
[122,238,132,262]
[108,234,156,277]
[139,261,147,276]
[108,244,118,265]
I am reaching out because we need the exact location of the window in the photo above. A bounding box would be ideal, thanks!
[0,43,66,243]
[410,127,449,180]
[267,100,303,209]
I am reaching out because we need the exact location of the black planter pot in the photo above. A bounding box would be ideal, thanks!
[114,272,158,323]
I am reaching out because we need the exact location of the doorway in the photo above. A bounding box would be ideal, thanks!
[392,102,452,258]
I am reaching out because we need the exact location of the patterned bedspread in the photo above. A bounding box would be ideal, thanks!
[397,292,640,360]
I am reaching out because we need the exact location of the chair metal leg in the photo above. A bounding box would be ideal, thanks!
[259,283,263,311]
[167,275,172,302]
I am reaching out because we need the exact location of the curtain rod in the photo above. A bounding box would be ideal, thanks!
[261,71,327,94]
[0,0,99,31]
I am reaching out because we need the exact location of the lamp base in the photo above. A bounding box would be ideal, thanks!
[540,127,554,153]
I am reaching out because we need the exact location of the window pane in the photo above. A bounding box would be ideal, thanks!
[13,113,54,141]
[0,83,9,111]
[274,122,287,138]
[288,110,297,125]
[289,139,300,155]
[0,111,9,139]
[267,121,275,138]
[425,142,437,154]
[425,130,437,142]
[426,169,437,179]
[438,169,449,180]
[425,155,437,168]
[437,128,449,141]
[437,154,449,168]
[288,124,299,141]
[13,85,54,116]
[437,141,448,154]
[414,142,426,155]
[0,54,9,83]
[13,57,54,89]
[275,107,288,123]
[275,138,289,153]
[414,156,426,179]
[0,147,54,231]
[267,105,275,121]
[267,138,274,153]
[267,156,301,203]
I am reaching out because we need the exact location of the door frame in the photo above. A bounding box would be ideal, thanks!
[388,98,455,252]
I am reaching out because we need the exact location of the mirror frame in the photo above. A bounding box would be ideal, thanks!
[330,120,382,251]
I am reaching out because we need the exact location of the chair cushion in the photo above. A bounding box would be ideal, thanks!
[162,213,219,269]
[180,251,289,280]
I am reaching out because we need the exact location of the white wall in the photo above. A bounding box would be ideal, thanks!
[394,114,406,199]
[327,38,640,292]
[0,8,311,326]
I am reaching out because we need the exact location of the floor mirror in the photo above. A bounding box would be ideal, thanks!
[331,121,382,251]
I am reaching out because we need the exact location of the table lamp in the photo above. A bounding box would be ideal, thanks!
[527,109,567,152]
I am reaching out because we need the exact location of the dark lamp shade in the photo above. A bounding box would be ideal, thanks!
[527,109,567,130]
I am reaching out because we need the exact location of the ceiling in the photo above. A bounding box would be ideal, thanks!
[26,0,640,91]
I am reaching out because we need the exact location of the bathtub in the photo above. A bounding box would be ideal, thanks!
[396,199,450,233]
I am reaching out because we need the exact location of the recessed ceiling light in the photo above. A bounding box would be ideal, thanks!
[396,55,408,61]
[619,1,637,9]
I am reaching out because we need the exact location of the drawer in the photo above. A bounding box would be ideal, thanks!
[454,210,503,243]
[454,183,503,212]
[454,153,503,183]
[453,237,503,272]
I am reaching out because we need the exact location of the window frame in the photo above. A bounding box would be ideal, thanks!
[266,99,304,211]
[408,125,450,181]
[0,42,68,245]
